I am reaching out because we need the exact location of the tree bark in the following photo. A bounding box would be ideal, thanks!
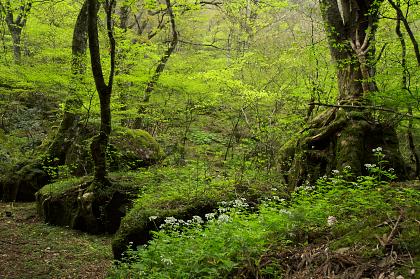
[87,0,116,184]
[320,0,380,101]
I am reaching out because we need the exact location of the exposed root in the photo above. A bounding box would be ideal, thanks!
[279,108,407,188]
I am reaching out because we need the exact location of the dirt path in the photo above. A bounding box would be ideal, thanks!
[0,202,113,279]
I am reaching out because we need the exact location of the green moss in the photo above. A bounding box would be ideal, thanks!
[111,165,282,259]
[37,176,91,197]
[109,127,163,170]
[36,172,150,234]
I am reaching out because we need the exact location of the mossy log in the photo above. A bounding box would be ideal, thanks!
[279,108,407,189]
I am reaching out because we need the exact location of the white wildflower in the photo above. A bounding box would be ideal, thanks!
[327,216,337,226]
[205,213,216,220]
[192,215,203,224]
[164,216,177,224]
[233,198,249,208]
[372,147,383,152]
[160,256,173,265]
[332,169,340,174]
[218,214,230,223]
[149,215,158,221]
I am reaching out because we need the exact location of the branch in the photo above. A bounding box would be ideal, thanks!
[309,102,420,120]
[388,0,420,66]
[178,39,227,50]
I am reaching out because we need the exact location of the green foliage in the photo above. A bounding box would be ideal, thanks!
[110,165,420,278]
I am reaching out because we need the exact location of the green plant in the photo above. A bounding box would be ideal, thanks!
[110,156,419,278]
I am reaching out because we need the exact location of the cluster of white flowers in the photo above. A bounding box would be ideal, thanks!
[364,163,377,169]
[233,198,249,209]
[149,215,158,221]
[192,215,204,224]
[159,215,206,230]
[327,216,337,226]
[298,184,315,192]
[205,212,216,220]
[160,255,173,265]
[372,147,383,153]
[217,214,230,223]
[164,216,177,225]
[204,211,231,223]
[332,169,340,175]
[272,196,284,202]
[218,198,249,210]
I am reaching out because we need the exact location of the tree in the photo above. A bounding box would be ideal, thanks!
[143,0,178,102]
[0,0,32,63]
[87,0,116,185]
[47,0,88,166]
[280,0,407,188]
[391,0,420,178]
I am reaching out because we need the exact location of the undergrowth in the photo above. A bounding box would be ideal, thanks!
[109,149,420,278]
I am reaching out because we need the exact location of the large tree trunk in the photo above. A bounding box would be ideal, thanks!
[9,26,22,64]
[47,0,88,166]
[279,0,407,188]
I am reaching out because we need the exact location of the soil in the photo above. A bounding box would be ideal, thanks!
[0,202,113,279]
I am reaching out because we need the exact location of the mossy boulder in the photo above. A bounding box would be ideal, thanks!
[108,128,163,171]
[36,173,143,234]
[112,195,217,260]
[110,165,281,260]
[65,127,162,175]
[1,160,50,202]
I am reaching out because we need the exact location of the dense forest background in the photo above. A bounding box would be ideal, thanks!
[0,0,419,278]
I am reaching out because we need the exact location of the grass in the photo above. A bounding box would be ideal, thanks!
[0,202,113,279]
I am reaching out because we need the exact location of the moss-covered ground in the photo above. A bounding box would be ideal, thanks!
[0,202,112,279]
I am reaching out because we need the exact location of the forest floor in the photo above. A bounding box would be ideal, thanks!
[0,202,113,279]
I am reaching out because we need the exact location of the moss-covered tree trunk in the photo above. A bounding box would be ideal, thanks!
[280,0,407,188]
[47,0,88,166]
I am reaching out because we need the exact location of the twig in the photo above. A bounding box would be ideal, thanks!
[376,210,404,247]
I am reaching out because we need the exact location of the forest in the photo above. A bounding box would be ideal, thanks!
[0,0,419,278]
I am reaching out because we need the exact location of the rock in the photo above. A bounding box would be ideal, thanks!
[36,174,142,234]
[112,197,216,260]
[1,160,50,202]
